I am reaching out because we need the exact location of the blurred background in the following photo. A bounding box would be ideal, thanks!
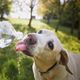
[0,0,80,80]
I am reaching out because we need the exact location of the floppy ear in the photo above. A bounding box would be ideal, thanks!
[60,50,73,75]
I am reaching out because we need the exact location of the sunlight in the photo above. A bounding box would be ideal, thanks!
[10,0,41,19]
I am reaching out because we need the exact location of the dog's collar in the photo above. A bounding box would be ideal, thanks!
[40,62,57,74]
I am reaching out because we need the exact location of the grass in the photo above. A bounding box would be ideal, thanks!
[0,18,80,80]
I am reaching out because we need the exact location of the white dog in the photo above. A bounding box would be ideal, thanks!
[16,29,80,80]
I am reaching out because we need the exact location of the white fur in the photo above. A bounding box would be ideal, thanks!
[25,29,80,80]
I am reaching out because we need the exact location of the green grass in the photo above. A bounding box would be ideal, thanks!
[0,18,80,80]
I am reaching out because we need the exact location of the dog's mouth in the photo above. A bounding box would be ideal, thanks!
[16,34,37,57]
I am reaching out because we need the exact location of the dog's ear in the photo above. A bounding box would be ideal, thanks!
[60,50,73,75]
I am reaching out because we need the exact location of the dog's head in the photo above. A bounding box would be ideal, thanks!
[16,29,63,57]
[16,29,72,74]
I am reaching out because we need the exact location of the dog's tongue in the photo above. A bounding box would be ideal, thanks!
[16,43,27,51]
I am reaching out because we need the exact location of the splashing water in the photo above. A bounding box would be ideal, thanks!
[0,21,23,48]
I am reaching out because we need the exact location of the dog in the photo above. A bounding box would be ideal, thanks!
[16,29,80,80]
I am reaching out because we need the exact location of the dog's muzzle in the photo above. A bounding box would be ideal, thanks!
[16,34,37,56]
[27,34,37,45]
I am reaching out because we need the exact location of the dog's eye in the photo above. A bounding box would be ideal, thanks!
[48,41,54,50]
[38,30,42,34]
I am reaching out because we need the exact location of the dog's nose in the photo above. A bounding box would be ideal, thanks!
[27,34,37,45]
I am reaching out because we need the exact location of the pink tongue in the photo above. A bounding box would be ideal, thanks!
[16,44,26,51]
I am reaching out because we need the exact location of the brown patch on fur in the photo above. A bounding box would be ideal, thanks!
[60,50,73,75]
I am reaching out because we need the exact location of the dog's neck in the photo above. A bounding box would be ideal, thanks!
[33,53,68,80]
[33,57,68,80]
[40,61,58,74]
[34,53,60,73]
